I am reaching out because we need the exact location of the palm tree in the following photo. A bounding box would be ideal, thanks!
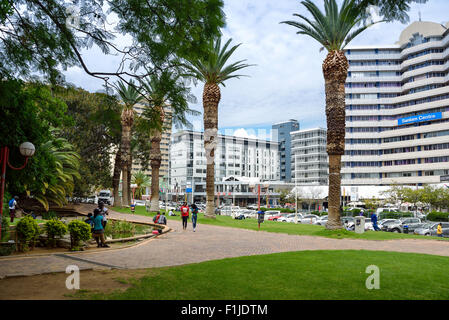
[131,171,151,200]
[31,132,81,211]
[115,79,143,207]
[281,0,381,229]
[139,70,199,213]
[183,36,253,218]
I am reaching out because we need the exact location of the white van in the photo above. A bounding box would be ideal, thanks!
[376,207,399,215]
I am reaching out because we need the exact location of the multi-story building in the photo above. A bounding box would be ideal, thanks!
[343,21,449,186]
[132,103,172,181]
[272,119,300,182]
[169,130,280,204]
[291,128,328,185]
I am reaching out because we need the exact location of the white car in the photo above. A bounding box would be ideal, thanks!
[300,214,319,224]
[133,200,146,206]
[264,210,281,221]
[285,213,304,223]
[314,215,328,226]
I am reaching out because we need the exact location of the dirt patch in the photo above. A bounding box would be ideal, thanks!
[0,268,149,300]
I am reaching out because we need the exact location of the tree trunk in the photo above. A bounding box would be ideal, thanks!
[128,154,132,204]
[322,50,348,230]
[112,146,122,207]
[120,108,134,207]
[149,129,162,213]
[203,82,220,219]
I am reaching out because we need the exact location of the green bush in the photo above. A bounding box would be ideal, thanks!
[42,211,58,220]
[427,211,449,222]
[0,243,16,256]
[44,219,68,247]
[16,216,41,252]
[259,207,295,213]
[1,215,10,242]
[67,220,91,251]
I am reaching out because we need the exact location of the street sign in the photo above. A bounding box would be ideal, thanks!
[441,175,449,182]
[186,188,192,193]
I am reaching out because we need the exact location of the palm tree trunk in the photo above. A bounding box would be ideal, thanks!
[128,154,132,203]
[112,146,122,207]
[203,83,220,219]
[120,108,134,207]
[150,129,162,213]
[322,50,348,230]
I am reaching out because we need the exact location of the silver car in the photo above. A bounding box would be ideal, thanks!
[414,222,449,237]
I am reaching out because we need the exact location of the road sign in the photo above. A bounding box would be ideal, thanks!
[186,188,192,193]
[441,175,449,182]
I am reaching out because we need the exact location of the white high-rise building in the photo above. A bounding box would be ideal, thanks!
[343,21,449,186]
[291,128,328,185]
[170,130,280,195]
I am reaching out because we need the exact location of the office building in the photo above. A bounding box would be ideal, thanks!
[272,119,300,182]
[169,130,280,204]
[343,21,449,185]
[291,128,328,185]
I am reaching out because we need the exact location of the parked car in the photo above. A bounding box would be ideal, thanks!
[98,189,112,205]
[300,214,319,224]
[382,217,422,233]
[414,222,449,237]
[264,210,281,221]
[134,200,146,206]
[285,213,303,223]
[314,215,328,226]
[240,210,257,219]
[268,213,285,221]
[376,207,400,215]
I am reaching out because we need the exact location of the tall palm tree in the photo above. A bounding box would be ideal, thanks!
[183,37,253,218]
[115,79,143,207]
[281,0,381,229]
[139,70,199,213]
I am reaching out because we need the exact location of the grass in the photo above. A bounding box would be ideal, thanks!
[78,250,449,300]
[111,206,448,241]
[8,217,46,226]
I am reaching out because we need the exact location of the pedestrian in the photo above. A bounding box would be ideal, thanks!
[92,208,109,248]
[8,196,19,223]
[360,209,365,217]
[85,213,94,232]
[169,209,175,216]
[191,203,199,232]
[153,212,161,224]
[437,223,443,238]
[371,212,380,231]
[98,201,109,229]
[180,202,189,230]
[145,198,151,212]
[157,212,167,234]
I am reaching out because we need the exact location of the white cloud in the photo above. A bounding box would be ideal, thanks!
[62,0,449,131]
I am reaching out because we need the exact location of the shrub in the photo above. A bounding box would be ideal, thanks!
[427,211,449,222]
[16,216,40,252]
[44,219,68,247]
[67,220,91,251]
[1,215,9,242]
[42,211,58,220]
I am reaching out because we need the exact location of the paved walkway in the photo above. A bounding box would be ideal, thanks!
[1,208,449,278]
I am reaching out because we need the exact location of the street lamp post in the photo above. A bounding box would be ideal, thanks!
[0,142,35,239]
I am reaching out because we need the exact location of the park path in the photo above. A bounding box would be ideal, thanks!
[1,206,449,278]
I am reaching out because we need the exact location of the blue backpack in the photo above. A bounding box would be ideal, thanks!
[8,199,15,207]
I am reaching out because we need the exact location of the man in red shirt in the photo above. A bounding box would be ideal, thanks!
[180,202,190,230]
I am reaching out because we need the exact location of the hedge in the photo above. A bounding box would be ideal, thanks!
[427,211,449,222]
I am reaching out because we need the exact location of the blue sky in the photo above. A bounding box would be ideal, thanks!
[63,0,449,140]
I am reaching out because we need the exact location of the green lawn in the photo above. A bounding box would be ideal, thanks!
[111,206,447,241]
[81,250,449,300]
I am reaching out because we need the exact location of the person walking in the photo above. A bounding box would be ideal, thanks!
[145,198,151,213]
[191,203,199,232]
[371,211,380,231]
[8,196,19,223]
[98,201,109,229]
[437,223,443,238]
[180,202,189,230]
[92,208,109,248]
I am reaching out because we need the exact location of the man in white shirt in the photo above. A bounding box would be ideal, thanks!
[8,196,19,223]
[98,201,109,228]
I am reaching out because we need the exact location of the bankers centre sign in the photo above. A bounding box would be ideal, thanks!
[398,112,442,126]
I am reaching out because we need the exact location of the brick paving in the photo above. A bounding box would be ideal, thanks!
[1,208,449,278]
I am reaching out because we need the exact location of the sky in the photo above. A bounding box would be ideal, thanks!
[63,0,449,140]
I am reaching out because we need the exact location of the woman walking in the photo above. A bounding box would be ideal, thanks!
[92,208,110,248]
[180,202,190,230]
[191,203,199,232]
